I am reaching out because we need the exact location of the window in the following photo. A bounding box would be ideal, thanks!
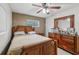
[26,20,40,27]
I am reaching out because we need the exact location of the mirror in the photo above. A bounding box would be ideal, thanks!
[58,18,70,31]
[54,15,74,31]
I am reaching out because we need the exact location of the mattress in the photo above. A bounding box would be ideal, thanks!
[7,34,52,55]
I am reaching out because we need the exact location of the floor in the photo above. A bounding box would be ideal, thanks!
[57,48,72,55]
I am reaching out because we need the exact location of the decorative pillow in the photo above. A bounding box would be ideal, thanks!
[28,31,36,34]
[14,31,25,35]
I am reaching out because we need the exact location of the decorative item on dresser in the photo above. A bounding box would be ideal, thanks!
[48,32,79,55]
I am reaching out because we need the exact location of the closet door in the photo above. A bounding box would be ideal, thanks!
[0,6,7,54]
[0,6,6,33]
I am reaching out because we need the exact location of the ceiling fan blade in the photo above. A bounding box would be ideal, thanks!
[36,9,43,13]
[48,6,61,9]
[42,3,46,7]
[32,4,42,7]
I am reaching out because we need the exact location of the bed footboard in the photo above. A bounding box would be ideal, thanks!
[22,40,57,55]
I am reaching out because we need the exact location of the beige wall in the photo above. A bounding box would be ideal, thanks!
[12,12,45,34]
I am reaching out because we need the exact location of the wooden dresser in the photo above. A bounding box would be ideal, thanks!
[48,32,60,45]
[48,32,79,54]
[59,34,77,54]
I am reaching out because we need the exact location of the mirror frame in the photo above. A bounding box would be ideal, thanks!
[54,15,74,29]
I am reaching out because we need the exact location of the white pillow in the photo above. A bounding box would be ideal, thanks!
[14,31,25,35]
[28,31,36,34]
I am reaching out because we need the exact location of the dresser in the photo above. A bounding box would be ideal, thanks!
[48,32,60,46]
[48,32,79,54]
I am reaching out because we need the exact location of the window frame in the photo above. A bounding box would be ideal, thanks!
[26,20,40,27]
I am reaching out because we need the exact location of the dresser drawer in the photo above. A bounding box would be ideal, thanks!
[61,36,75,44]
[59,40,75,53]
[55,34,60,39]
[49,33,54,38]
[62,35,75,40]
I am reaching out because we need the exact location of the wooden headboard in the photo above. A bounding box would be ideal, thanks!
[12,26,34,33]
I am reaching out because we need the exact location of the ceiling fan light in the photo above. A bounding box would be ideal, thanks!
[42,9,46,13]
[46,9,49,13]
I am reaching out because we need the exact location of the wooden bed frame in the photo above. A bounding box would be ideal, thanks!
[12,26,34,33]
[11,26,57,55]
[22,40,57,55]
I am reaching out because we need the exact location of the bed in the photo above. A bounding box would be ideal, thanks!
[7,26,57,55]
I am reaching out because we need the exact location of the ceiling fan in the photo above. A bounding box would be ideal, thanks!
[32,3,61,14]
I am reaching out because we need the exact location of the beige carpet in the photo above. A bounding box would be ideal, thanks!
[57,48,72,55]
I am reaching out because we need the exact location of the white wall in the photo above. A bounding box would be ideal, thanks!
[46,7,79,36]
[0,4,12,54]
[46,15,55,36]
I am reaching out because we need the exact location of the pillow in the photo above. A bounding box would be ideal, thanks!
[14,31,25,35]
[28,31,36,34]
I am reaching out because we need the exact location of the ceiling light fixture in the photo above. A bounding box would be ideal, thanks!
[42,9,46,13]
[42,8,50,14]
[32,3,61,14]
[46,9,50,14]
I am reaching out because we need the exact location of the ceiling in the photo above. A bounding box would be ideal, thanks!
[9,3,79,18]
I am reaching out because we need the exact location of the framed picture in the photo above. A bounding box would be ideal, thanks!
[26,20,40,27]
